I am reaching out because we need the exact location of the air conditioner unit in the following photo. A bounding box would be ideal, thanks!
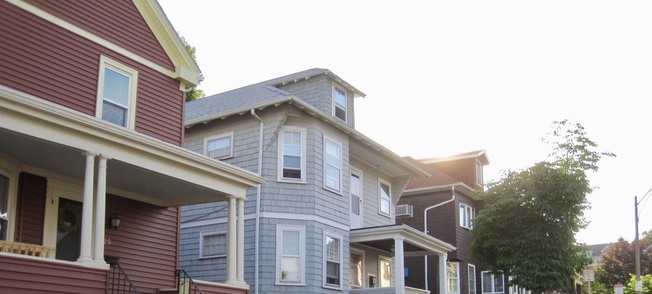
[395,204,413,217]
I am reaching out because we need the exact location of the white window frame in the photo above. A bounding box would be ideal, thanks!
[323,231,343,289]
[460,203,474,229]
[95,55,138,129]
[378,255,392,287]
[378,179,391,217]
[476,159,483,186]
[199,231,227,258]
[277,127,306,183]
[447,262,460,294]
[469,264,477,294]
[323,136,342,193]
[350,248,365,289]
[0,164,17,242]
[204,132,234,159]
[276,225,306,285]
[332,83,347,122]
[481,271,505,294]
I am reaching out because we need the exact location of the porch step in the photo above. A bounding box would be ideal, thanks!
[157,288,177,294]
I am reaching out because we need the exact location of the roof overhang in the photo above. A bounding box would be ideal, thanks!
[186,96,429,179]
[403,182,481,200]
[351,224,455,256]
[0,85,265,206]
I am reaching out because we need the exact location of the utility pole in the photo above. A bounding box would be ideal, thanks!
[636,195,641,294]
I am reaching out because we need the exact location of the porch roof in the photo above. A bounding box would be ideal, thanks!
[350,224,455,256]
[0,85,265,207]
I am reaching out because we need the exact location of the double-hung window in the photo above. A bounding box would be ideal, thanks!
[448,262,460,294]
[96,56,138,128]
[324,137,342,192]
[324,232,342,289]
[379,180,391,216]
[199,231,226,258]
[469,264,477,294]
[460,203,474,229]
[205,132,233,159]
[332,84,347,121]
[276,225,305,285]
[481,271,505,294]
[278,127,306,182]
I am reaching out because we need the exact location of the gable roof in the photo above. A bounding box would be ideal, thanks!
[420,150,490,165]
[185,68,427,178]
[402,156,478,197]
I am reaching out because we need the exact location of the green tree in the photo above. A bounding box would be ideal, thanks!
[470,120,615,293]
[599,234,652,286]
[625,274,652,294]
[180,36,205,101]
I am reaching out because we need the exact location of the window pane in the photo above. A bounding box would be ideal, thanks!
[104,67,130,106]
[203,233,226,256]
[207,136,231,158]
[380,258,392,287]
[281,256,300,281]
[102,100,127,126]
[350,253,362,287]
[283,231,299,255]
[494,274,504,292]
[380,183,390,214]
[0,174,9,240]
[326,236,340,261]
[482,272,492,293]
[326,261,340,285]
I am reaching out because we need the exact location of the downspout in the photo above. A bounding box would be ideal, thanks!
[424,185,456,292]
[251,109,264,294]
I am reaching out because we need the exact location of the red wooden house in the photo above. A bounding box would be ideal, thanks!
[0,0,264,293]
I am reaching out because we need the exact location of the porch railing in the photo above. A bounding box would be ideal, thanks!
[106,256,139,294]
[0,240,56,258]
[175,269,204,294]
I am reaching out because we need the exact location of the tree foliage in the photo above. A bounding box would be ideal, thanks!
[599,234,652,286]
[180,36,205,101]
[470,120,615,293]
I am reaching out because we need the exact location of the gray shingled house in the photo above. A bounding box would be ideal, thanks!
[179,68,455,294]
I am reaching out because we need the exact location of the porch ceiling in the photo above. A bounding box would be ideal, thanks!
[0,86,265,207]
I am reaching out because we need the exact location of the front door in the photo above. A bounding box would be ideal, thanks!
[56,197,82,261]
[350,170,363,229]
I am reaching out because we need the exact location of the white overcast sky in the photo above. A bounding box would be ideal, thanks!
[158,0,652,245]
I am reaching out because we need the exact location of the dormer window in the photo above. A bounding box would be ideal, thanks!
[332,85,347,122]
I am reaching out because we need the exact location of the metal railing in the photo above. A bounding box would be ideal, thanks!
[175,269,204,294]
[107,257,139,294]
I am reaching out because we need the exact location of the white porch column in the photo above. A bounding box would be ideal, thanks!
[77,152,96,263]
[93,155,109,264]
[226,196,237,284]
[394,238,405,294]
[439,253,448,294]
[237,198,245,284]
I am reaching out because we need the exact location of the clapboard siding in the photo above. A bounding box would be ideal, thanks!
[0,1,184,146]
[105,195,179,293]
[27,0,174,70]
[0,254,106,294]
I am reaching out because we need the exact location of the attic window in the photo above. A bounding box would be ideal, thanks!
[332,85,347,122]
[96,56,138,129]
